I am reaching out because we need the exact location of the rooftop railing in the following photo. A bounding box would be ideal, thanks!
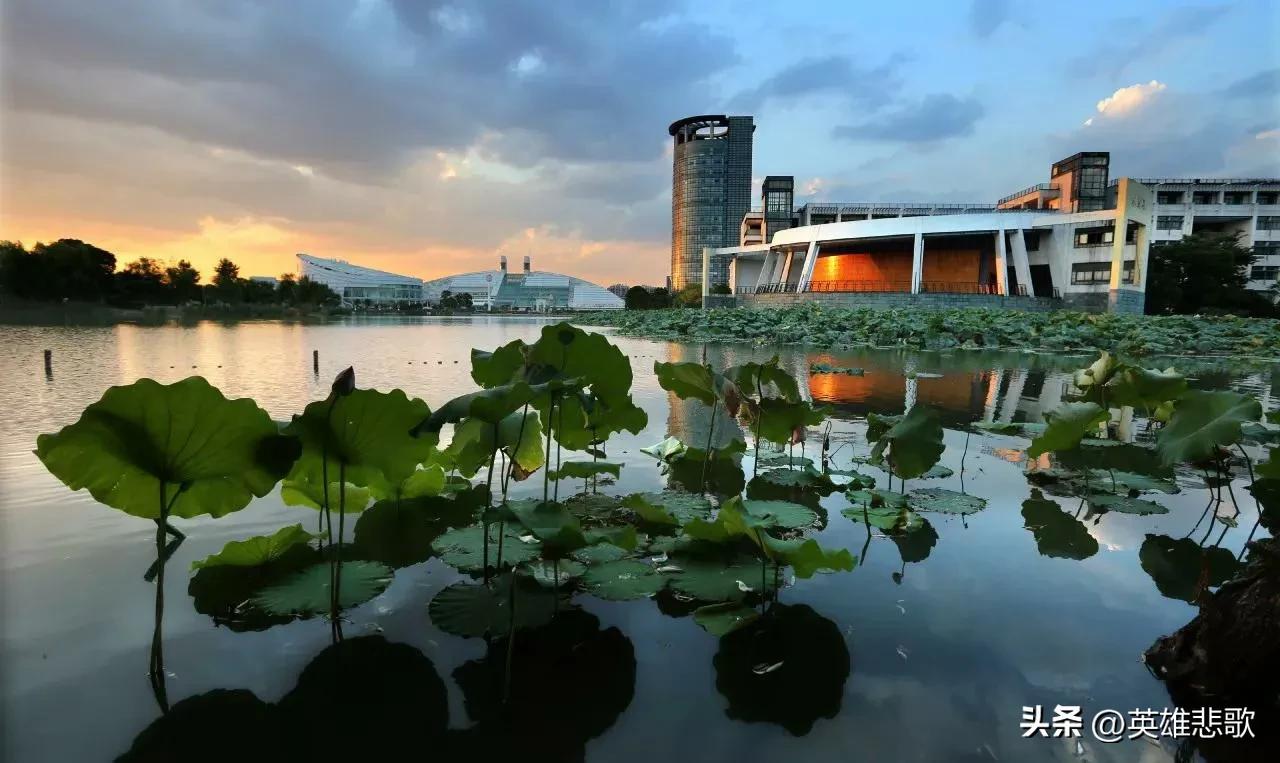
[997,183,1056,205]
[743,281,1044,297]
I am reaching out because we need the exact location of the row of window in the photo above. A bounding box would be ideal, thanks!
[1156,191,1280,205]
[1251,265,1280,281]
[1070,261,1135,285]
[1074,223,1137,247]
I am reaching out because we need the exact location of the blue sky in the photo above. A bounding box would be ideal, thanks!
[2,0,1277,285]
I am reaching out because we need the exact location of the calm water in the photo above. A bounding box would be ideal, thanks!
[1,316,1275,762]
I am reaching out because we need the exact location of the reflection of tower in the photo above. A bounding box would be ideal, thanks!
[669,115,754,291]
[998,369,1027,423]
[662,341,744,449]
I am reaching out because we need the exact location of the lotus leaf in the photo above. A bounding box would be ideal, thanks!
[1027,402,1109,458]
[581,560,667,600]
[252,560,393,616]
[908,488,987,515]
[693,602,760,636]
[1156,390,1261,465]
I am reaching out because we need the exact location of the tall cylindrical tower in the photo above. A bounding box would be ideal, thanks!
[669,115,754,293]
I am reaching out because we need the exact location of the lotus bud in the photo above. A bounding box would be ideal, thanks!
[331,366,355,397]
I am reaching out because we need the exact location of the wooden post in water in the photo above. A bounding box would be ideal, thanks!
[44,349,53,377]
[313,349,319,375]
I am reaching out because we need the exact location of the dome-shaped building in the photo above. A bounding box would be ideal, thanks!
[422,256,623,310]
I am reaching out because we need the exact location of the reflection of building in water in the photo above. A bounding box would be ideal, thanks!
[662,342,746,449]
[810,361,1071,426]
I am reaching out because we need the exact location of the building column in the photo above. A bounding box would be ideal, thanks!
[993,230,1009,296]
[779,249,795,286]
[910,232,924,294]
[1010,229,1034,296]
[796,240,820,292]
[701,247,711,299]
[1108,215,1126,290]
[982,369,1004,423]
[755,251,776,290]
[999,368,1027,422]
[1131,222,1149,290]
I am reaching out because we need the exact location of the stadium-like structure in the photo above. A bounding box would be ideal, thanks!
[296,253,623,310]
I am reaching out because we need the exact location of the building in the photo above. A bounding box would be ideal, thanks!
[714,178,1155,314]
[297,254,424,305]
[795,200,1007,226]
[607,283,629,298]
[1117,178,1280,291]
[762,176,795,242]
[998,152,1111,212]
[422,256,624,311]
[248,275,277,285]
[669,115,754,292]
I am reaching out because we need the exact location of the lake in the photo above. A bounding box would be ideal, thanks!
[1,316,1275,762]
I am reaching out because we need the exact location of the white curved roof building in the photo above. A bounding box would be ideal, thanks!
[422,256,623,310]
[297,254,424,305]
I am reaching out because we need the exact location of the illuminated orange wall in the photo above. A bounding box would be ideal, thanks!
[920,248,981,282]
[810,252,912,285]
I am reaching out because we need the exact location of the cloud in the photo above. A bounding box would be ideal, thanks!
[1084,80,1167,125]
[968,0,1012,38]
[730,54,904,111]
[1223,68,1280,99]
[1068,4,1232,80]
[832,94,984,143]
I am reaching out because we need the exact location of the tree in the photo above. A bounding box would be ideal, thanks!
[241,278,277,304]
[210,258,242,303]
[624,285,650,309]
[675,284,703,308]
[647,287,673,309]
[1145,233,1275,317]
[294,276,339,306]
[276,273,297,303]
[163,260,201,303]
[116,257,167,305]
[0,239,118,301]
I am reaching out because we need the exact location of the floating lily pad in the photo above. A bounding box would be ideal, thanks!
[669,556,762,601]
[252,560,393,616]
[920,464,954,479]
[908,488,987,515]
[623,491,714,526]
[1087,494,1169,515]
[841,504,922,533]
[845,488,908,509]
[1086,470,1178,495]
[563,492,624,520]
[581,560,667,600]
[433,523,541,573]
[351,495,477,569]
[188,543,318,632]
[693,602,761,637]
[741,499,818,529]
[547,460,623,480]
[754,452,814,469]
[521,559,587,588]
[191,525,315,570]
[428,574,564,638]
[571,542,630,564]
[1021,493,1098,560]
[757,535,856,578]
[755,467,836,493]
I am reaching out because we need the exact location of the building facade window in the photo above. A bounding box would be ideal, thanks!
[1257,216,1280,230]
[1071,261,1134,285]
[1156,215,1184,230]
[1254,241,1280,256]
[1257,192,1279,205]
[1192,191,1219,205]
[1250,265,1280,281]
[1075,227,1113,247]
[1224,192,1252,205]
[1156,191,1184,204]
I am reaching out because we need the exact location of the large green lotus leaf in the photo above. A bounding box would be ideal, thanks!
[726,356,800,402]
[281,475,372,513]
[548,460,622,480]
[654,361,718,406]
[623,491,713,526]
[191,524,315,570]
[682,497,766,543]
[471,340,527,388]
[1139,534,1241,603]
[1087,494,1169,515]
[1021,494,1098,560]
[908,488,987,515]
[252,560,393,616]
[841,504,922,533]
[845,488,908,509]
[1027,402,1109,458]
[971,421,1024,435]
[448,409,545,478]
[741,499,818,530]
[754,466,836,493]
[187,542,318,632]
[34,377,298,520]
[665,450,748,497]
[756,535,855,578]
[668,555,761,601]
[570,542,630,564]
[640,436,687,462]
[920,464,954,479]
[743,398,825,447]
[522,558,586,588]
[506,499,588,555]
[351,494,477,569]
[1085,469,1178,495]
[1241,422,1280,446]
[398,465,447,499]
[424,383,538,431]
[869,405,944,479]
[568,391,648,450]
[433,523,542,573]
[1156,390,1261,466]
[583,524,638,551]
[865,412,903,441]
[428,574,564,638]
[560,492,623,520]
[581,560,667,600]
[528,323,634,407]
[693,602,761,637]
[755,452,813,469]
[1103,366,1187,411]
[891,519,938,565]
[713,603,849,736]
[285,388,435,500]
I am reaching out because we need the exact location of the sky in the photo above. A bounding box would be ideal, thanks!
[1,0,1277,287]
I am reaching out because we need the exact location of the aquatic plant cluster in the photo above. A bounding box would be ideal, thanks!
[33,324,1280,751]
[579,304,1280,357]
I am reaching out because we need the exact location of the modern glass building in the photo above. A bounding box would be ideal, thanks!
[297,254,424,305]
[422,257,624,310]
[669,114,754,292]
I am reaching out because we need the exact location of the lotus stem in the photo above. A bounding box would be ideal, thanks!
[1234,444,1262,561]
[503,577,518,704]
[701,400,718,493]
[149,481,170,714]
[543,393,556,503]
[484,421,499,584]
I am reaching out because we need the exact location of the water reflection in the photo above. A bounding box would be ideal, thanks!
[1021,491,1099,560]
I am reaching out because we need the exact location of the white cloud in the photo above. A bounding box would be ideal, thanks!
[1089,80,1168,123]
[1256,129,1280,141]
